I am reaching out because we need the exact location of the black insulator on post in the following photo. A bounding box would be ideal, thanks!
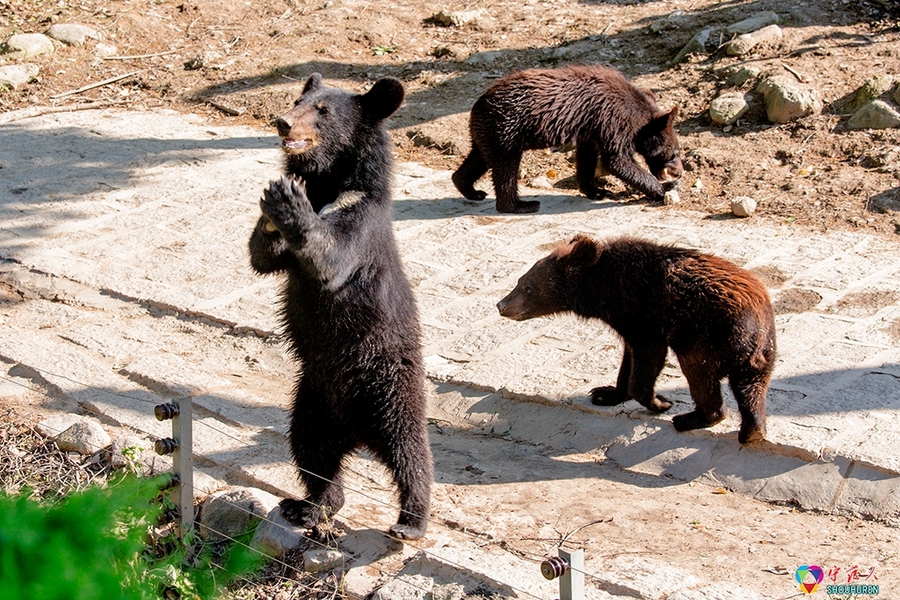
[154,403,180,421]
[541,555,570,580]
[154,437,178,455]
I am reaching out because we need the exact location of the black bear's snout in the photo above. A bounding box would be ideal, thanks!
[497,298,508,314]
[275,116,292,137]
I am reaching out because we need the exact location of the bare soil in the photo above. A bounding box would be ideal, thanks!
[3,0,900,234]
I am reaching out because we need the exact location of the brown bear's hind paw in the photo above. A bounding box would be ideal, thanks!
[738,421,766,444]
[672,409,726,432]
[590,386,627,406]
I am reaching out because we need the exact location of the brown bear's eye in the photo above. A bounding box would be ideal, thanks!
[316,102,329,115]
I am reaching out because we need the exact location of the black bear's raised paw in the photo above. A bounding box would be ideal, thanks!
[260,175,313,238]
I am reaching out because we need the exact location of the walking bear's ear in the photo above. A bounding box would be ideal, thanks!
[302,72,323,95]
[561,235,601,267]
[360,77,405,121]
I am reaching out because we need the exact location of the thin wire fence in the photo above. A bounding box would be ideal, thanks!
[1,367,605,598]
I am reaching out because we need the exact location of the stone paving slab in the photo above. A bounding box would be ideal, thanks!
[2,109,900,594]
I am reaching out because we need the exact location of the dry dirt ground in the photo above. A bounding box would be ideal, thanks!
[2,0,900,233]
[3,1,900,598]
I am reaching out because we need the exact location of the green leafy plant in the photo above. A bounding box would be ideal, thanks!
[0,474,262,600]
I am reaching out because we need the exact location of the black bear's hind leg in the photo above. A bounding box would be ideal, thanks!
[452,147,489,201]
[369,412,433,541]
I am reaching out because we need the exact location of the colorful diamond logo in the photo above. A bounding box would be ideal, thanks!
[795,565,824,594]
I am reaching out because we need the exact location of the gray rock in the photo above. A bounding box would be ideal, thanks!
[0,64,40,91]
[193,471,225,497]
[303,548,346,573]
[650,10,687,34]
[756,76,822,123]
[46,23,100,46]
[895,85,900,106]
[4,33,55,58]
[529,175,553,189]
[710,92,751,125]
[726,24,783,56]
[94,43,118,58]
[250,506,307,557]
[464,50,501,65]
[731,65,760,87]
[35,415,83,438]
[369,574,434,600]
[55,420,111,454]
[110,434,151,470]
[664,189,681,205]
[671,27,713,65]
[726,11,781,35]
[849,75,896,113]
[199,486,280,542]
[847,100,900,130]
[731,196,757,217]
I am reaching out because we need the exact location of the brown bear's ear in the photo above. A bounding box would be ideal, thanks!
[647,106,679,133]
[665,106,679,128]
[303,73,323,95]
[360,77,405,121]
[566,235,601,266]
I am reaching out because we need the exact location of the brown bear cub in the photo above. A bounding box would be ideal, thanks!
[249,74,432,540]
[452,65,683,214]
[497,235,775,444]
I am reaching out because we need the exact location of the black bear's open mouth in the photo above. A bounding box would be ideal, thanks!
[281,138,313,154]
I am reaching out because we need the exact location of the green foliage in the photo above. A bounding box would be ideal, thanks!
[0,475,263,600]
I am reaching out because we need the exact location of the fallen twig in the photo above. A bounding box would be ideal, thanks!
[101,50,178,60]
[782,63,806,83]
[50,70,142,100]
[0,99,129,124]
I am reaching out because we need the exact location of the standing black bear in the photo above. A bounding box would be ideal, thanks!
[452,65,683,214]
[497,235,775,444]
[248,73,433,540]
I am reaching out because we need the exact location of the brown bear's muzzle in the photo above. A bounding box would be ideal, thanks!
[660,156,684,182]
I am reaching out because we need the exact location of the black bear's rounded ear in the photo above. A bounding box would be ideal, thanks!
[303,73,323,95]
[360,77,405,121]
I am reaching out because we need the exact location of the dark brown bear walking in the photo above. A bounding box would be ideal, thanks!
[497,235,776,444]
[249,74,433,540]
[452,65,683,214]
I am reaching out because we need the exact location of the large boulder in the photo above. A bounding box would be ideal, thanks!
[756,76,822,123]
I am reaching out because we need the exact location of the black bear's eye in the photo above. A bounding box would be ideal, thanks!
[524,285,534,296]
[316,102,329,115]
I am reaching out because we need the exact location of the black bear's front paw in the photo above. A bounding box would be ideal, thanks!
[590,386,627,406]
[259,175,314,242]
[280,497,325,529]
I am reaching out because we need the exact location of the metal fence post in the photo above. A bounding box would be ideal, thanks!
[541,548,585,600]
[154,398,194,539]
